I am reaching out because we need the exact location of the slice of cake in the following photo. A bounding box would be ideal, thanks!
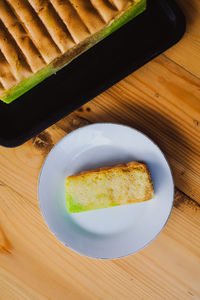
[0,0,146,103]
[65,162,154,213]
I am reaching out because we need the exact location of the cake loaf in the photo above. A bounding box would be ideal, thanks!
[0,0,146,103]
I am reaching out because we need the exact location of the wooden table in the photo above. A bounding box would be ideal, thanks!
[1,1,200,299]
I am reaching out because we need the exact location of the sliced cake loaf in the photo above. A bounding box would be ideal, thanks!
[0,0,146,103]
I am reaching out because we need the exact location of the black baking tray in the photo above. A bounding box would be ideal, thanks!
[0,0,185,147]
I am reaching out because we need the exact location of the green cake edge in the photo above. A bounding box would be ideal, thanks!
[1,0,146,104]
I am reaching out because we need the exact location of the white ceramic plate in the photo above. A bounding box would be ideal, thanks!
[38,123,174,259]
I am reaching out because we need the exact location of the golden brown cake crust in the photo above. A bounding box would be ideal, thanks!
[68,161,146,178]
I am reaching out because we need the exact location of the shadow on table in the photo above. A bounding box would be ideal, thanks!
[110,101,191,183]
[175,0,198,28]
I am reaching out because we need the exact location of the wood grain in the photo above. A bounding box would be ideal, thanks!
[1,0,200,299]
[165,0,200,78]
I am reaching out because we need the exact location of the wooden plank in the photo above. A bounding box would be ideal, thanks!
[165,0,200,78]
[0,184,199,300]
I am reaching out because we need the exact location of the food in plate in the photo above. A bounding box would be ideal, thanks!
[0,0,146,104]
[65,161,154,213]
